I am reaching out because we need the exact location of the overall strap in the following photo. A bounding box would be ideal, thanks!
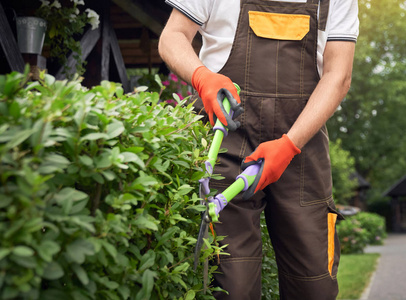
[306,0,329,31]
[318,0,330,31]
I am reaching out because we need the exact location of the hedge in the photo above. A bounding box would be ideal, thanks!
[0,69,234,299]
[337,212,387,254]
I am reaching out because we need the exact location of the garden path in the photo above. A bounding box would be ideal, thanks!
[361,233,406,300]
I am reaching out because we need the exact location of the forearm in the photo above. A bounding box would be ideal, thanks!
[287,41,355,149]
[158,9,203,84]
[158,32,202,83]
[287,72,351,148]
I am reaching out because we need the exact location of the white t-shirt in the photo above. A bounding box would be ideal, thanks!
[165,0,359,75]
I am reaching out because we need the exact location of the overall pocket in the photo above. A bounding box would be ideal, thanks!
[327,203,344,277]
[299,125,333,206]
[248,11,310,40]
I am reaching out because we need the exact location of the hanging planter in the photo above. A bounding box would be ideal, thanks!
[16,16,47,55]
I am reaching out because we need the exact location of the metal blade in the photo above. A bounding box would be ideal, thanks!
[194,210,210,270]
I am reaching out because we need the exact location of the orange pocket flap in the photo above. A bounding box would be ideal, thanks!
[248,11,310,41]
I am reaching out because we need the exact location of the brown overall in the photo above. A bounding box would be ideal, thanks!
[193,0,343,299]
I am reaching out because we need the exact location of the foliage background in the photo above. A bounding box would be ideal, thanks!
[327,0,406,214]
[0,70,230,299]
[337,212,387,254]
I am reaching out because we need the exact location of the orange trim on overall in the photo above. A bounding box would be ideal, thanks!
[327,213,338,276]
[248,11,310,40]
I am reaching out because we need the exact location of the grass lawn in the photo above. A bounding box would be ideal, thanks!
[337,253,380,299]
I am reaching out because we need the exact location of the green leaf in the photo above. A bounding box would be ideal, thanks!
[70,199,88,215]
[102,170,116,181]
[0,195,13,209]
[100,240,117,261]
[38,153,70,174]
[171,274,187,289]
[134,215,159,231]
[155,74,163,88]
[0,124,9,135]
[45,153,70,166]
[136,269,155,300]
[97,276,119,290]
[79,155,93,166]
[44,74,56,86]
[0,248,11,260]
[201,138,208,149]
[9,101,21,119]
[106,121,124,139]
[131,173,159,190]
[43,262,64,280]
[55,187,88,203]
[72,263,89,285]
[118,286,130,300]
[177,184,194,196]
[173,262,190,274]
[173,160,190,168]
[155,226,179,248]
[184,290,196,300]
[3,129,35,150]
[38,240,61,262]
[54,188,88,215]
[70,216,95,233]
[12,246,34,257]
[80,133,109,142]
[135,86,148,92]
[95,153,112,168]
[66,239,95,264]
[121,152,145,168]
[139,250,156,272]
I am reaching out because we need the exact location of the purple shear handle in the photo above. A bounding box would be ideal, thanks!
[212,110,234,137]
[199,177,211,196]
[206,163,261,221]
[236,162,261,191]
[212,124,228,136]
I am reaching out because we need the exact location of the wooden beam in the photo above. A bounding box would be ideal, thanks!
[55,27,101,80]
[101,0,111,81]
[0,2,25,72]
[110,4,142,29]
[109,25,130,92]
[112,0,163,36]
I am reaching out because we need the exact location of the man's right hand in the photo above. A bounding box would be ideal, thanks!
[192,66,241,127]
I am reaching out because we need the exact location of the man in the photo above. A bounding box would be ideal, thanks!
[159,0,359,299]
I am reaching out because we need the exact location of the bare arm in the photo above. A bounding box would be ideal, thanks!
[158,9,203,83]
[287,41,356,149]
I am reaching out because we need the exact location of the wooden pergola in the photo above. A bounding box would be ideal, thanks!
[383,175,406,232]
[0,0,201,92]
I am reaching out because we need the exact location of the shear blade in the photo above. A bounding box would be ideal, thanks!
[194,210,210,270]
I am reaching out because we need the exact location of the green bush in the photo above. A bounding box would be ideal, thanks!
[261,215,279,300]
[329,139,358,205]
[351,212,387,245]
[0,69,230,299]
[337,212,387,254]
[337,218,369,254]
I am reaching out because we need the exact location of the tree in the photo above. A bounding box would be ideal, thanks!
[327,0,406,195]
[330,139,358,204]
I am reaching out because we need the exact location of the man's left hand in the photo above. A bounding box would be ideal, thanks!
[241,134,301,199]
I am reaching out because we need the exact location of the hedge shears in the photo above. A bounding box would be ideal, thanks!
[193,85,261,274]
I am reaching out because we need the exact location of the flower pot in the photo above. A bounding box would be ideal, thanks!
[16,17,47,54]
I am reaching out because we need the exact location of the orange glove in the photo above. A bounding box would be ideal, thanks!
[192,66,241,128]
[241,134,301,199]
